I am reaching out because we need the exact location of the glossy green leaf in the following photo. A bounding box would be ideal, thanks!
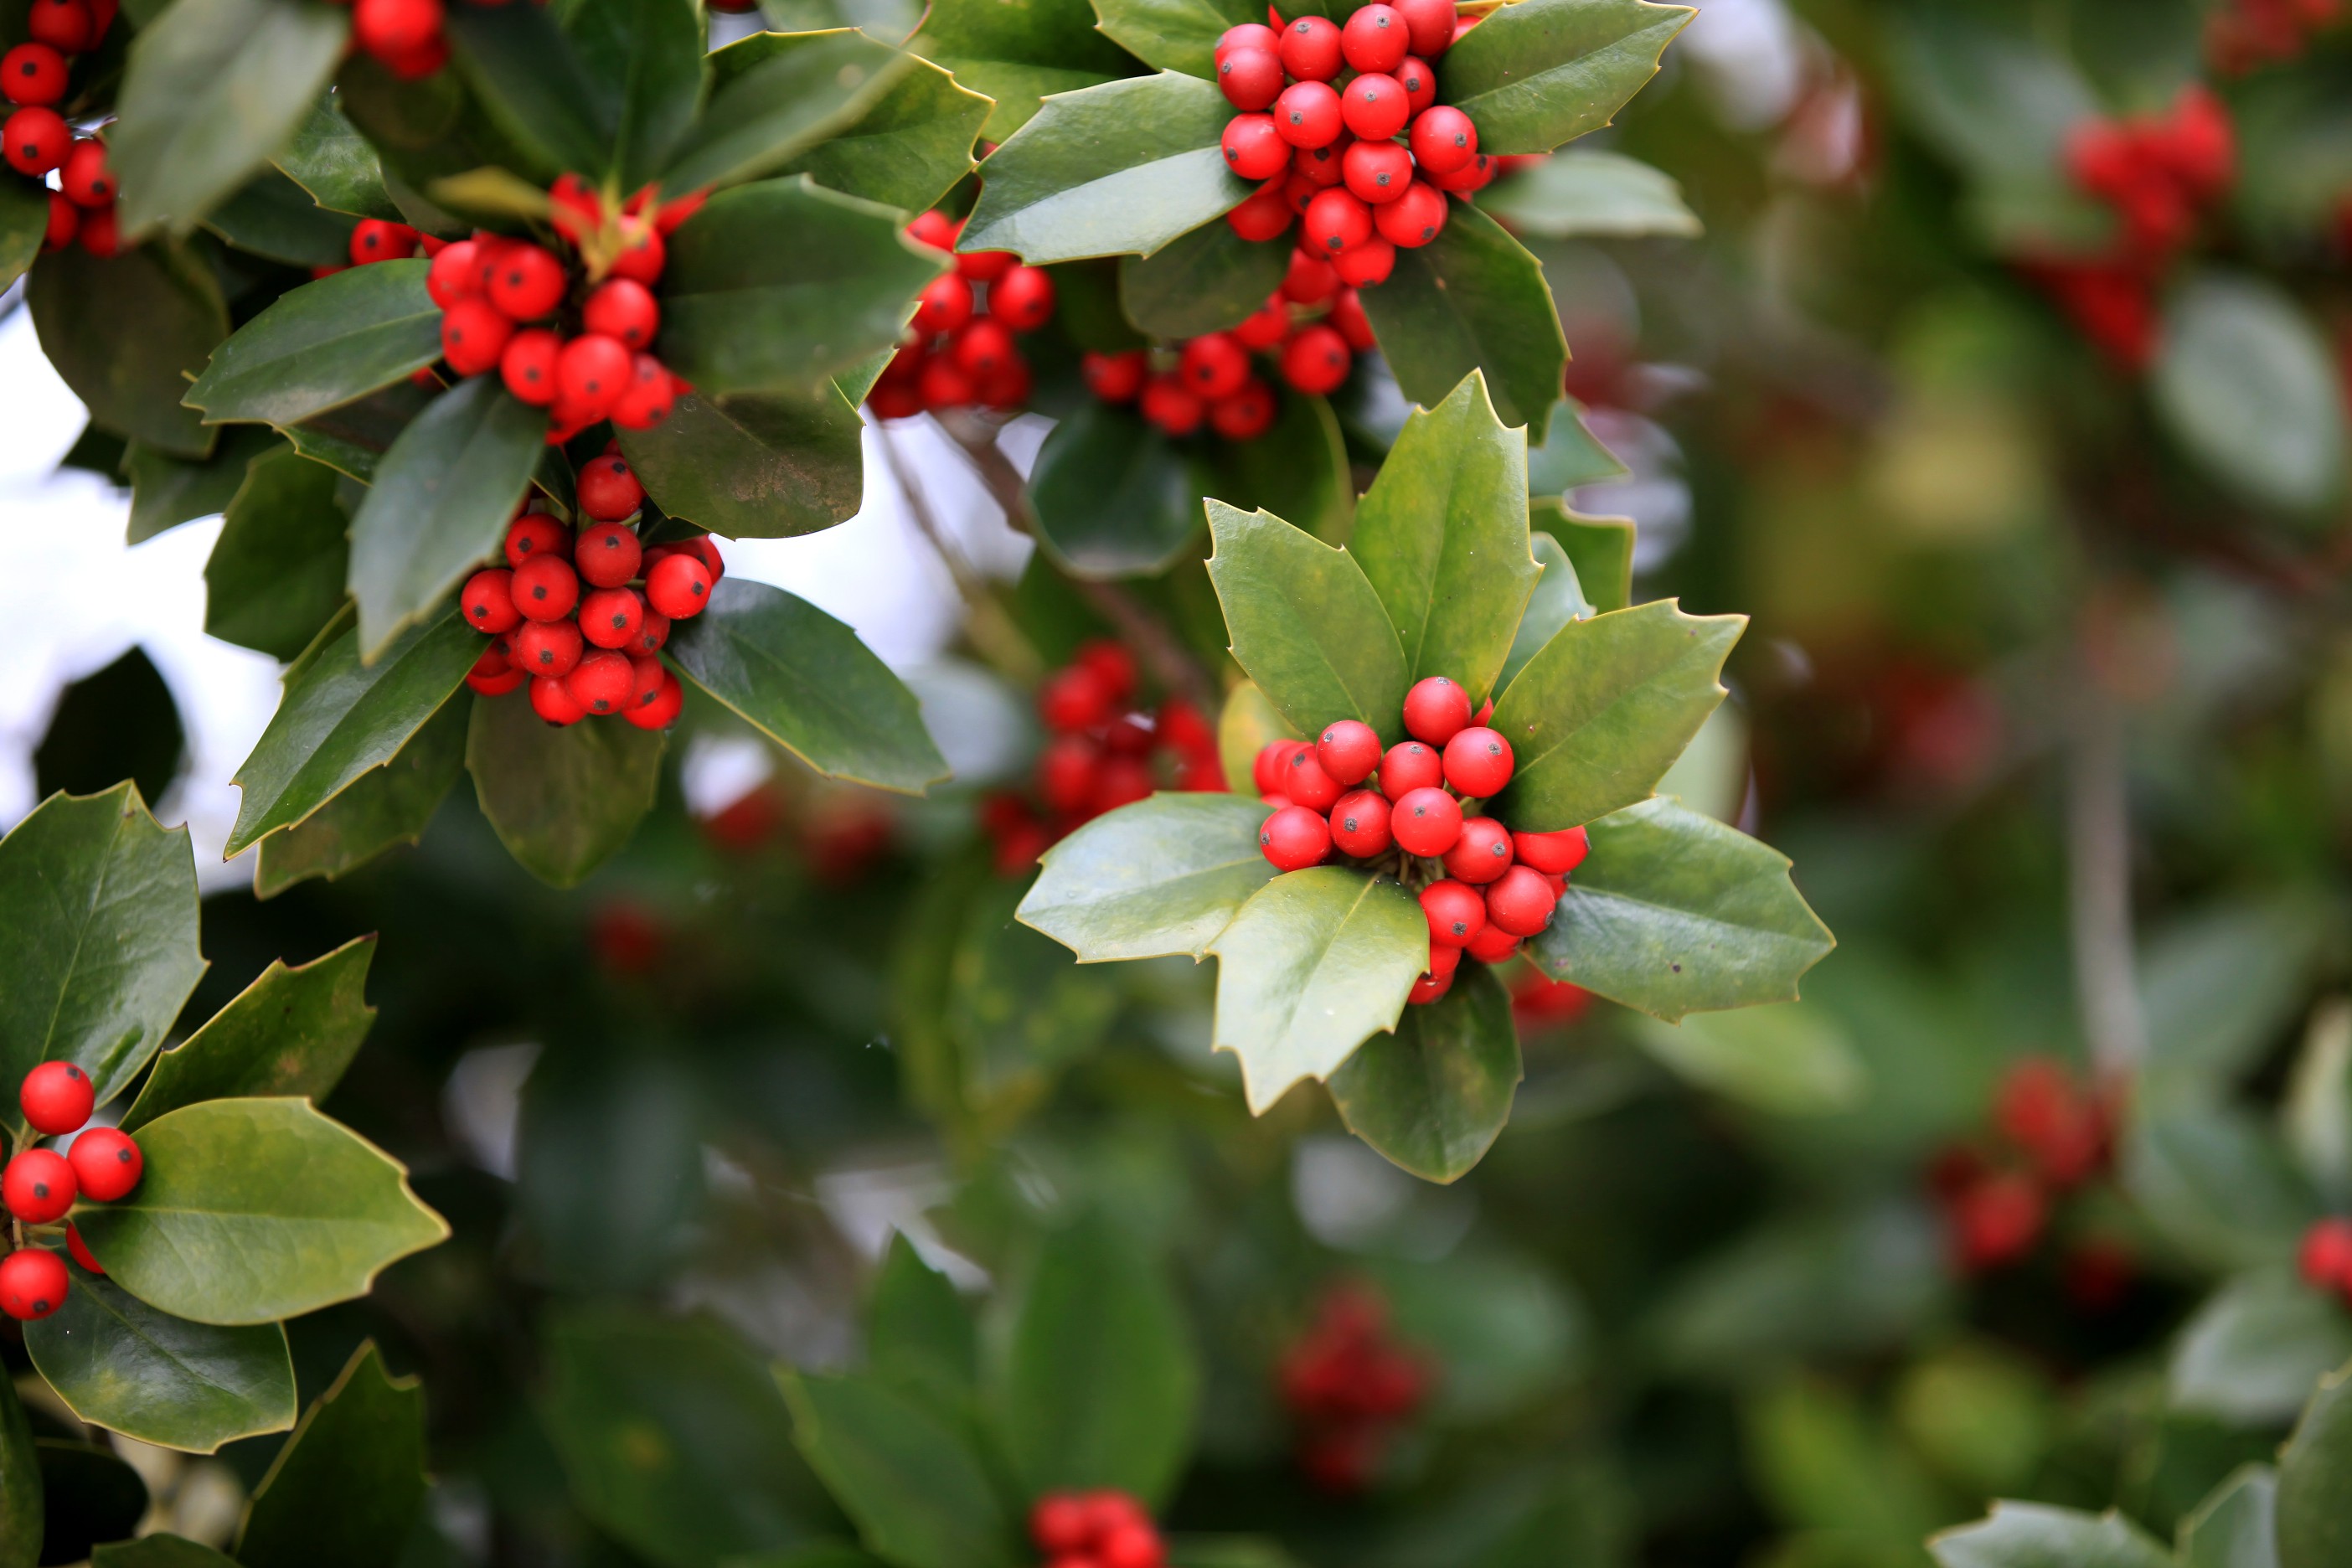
[2170,1271,2352,1428]
[960,73,1250,264]
[1631,1001,1865,1116]
[869,1235,977,1401]
[35,1440,147,1565]
[443,3,611,179]
[1527,401,1629,496]
[948,870,1124,1099]
[1208,868,1426,1113]
[1481,147,1700,238]
[1436,0,1693,156]
[227,611,478,854]
[125,427,285,544]
[1526,797,1834,1022]
[1091,0,1257,75]
[915,0,1140,138]
[0,784,204,1117]
[283,377,439,484]
[1030,402,1202,578]
[1202,387,1354,544]
[2125,1106,2321,1273]
[2154,272,2348,518]
[464,691,667,887]
[25,1264,296,1454]
[1879,7,2102,180]
[202,168,359,268]
[250,693,465,897]
[349,375,546,658]
[0,173,48,294]
[1488,598,1741,830]
[566,0,705,188]
[2278,1362,2352,1568]
[1049,256,1152,351]
[1931,1504,2171,1568]
[783,1369,1019,1568]
[28,244,228,457]
[670,29,916,194]
[122,934,377,1132]
[1118,222,1288,338]
[1215,679,1296,798]
[76,1099,447,1325]
[273,92,404,220]
[1350,370,1537,707]
[1019,792,1274,960]
[2182,1467,2279,1568]
[184,260,442,428]
[1498,532,1591,691]
[667,578,952,793]
[235,1343,426,1568]
[204,448,349,662]
[95,1537,242,1568]
[775,49,990,211]
[1328,959,1522,1183]
[1536,500,1633,613]
[111,0,349,239]
[617,388,865,541]
[992,1212,1199,1505]
[661,177,946,395]
[1358,203,1565,439]
[1204,500,1410,745]
[0,1369,38,1568]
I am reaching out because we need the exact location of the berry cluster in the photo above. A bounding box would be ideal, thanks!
[1213,3,1488,288]
[868,210,1056,420]
[1027,1489,1166,1568]
[4,0,121,257]
[1251,676,1586,1006]
[1277,1282,1427,1493]
[333,0,464,81]
[431,174,700,442]
[979,641,1225,875]
[699,776,898,882]
[458,451,700,728]
[2301,1217,2352,1308]
[2205,0,2339,73]
[1928,1057,2116,1277]
[0,1063,144,1322]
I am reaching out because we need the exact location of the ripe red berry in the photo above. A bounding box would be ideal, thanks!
[4,1148,75,1224]
[1278,14,1344,80]
[1375,180,1448,248]
[1260,803,1332,869]
[572,281,658,355]
[3,43,68,106]
[1328,788,1392,857]
[568,528,637,596]
[461,567,520,633]
[1282,746,1343,811]
[1332,238,1393,288]
[645,553,712,619]
[349,218,417,266]
[913,272,973,334]
[556,333,632,420]
[955,240,1016,281]
[67,1127,140,1202]
[575,457,642,524]
[1329,288,1375,350]
[65,1223,101,1275]
[512,617,584,678]
[425,238,479,307]
[1430,152,1493,193]
[1218,46,1284,111]
[20,1061,93,1135]
[1293,141,1346,188]
[3,106,68,175]
[512,554,580,621]
[1180,332,1251,400]
[1343,140,1415,206]
[1083,350,1148,402]
[1100,1525,1164,1568]
[623,652,665,711]
[1226,179,1295,242]
[530,673,586,725]
[632,609,671,656]
[1484,864,1558,937]
[1442,814,1514,883]
[1378,740,1440,797]
[60,137,111,205]
[907,209,957,250]
[1402,675,1472,744]
[467,660,524,696]
[918,353,975,410]
[1341,74,1409,141]
[1407,965,1452,1005]
[1390,786,1463,856]
[1282,249,1341,305]
[565,649,634,715]
[1093,755,1155,814]
[1395,0,1454,56]
[953,317,1017,379]
[1410,106,1477,175]
[578,586,643,649]
[498,328,560,405]
[1341,4,1409,73]
[1039,735,1102,813]
[0,1248,67,1321]
[1215,22,1280,59]
[1075,638,1134,699]
[622,668,683,730]
[1513,824,1588,874]
[66,199,106,255]
[1442,725,1513,797]
[1315,720,1382,784]
[610,353,677,431]
[1421,879,1486,946]
[1952,1172,2046,1272]
[1140,373,1205,436]
[505,512,570,568]
[354,0,441,57]
[1279,322,1351,395]
[1222,112,1289,181]
[991,265,1056,331]
[1396,54,1435,114]
[2302,1218,2352,1291]
[487,241,566,320]
[1210,378,1277,441]
[1274,81,1344,148]
[28,0,93,51]
[441,297,513,377]
[1253,739,1303,796]
[1039,665,1112,731]
[1466,922,1519,962]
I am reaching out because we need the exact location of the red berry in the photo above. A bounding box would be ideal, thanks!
[1278,14,1344,80]
[607,221,666,285]
[991,265,1055,331]
[3,106,68,176]
[1402,675,1471,744]
[467,663,524,696]
[1442,815,1514,884]
[1395,0,1454,56]
[577,586,642,649]
[20,1062,93,1135]
[505,512,570,568]
[1253,739,1303,796]
[1341,74,1408,141]
[1210,379,1277,440]
[625,654,666,713]
[1180,332,1251,400]
[1279,322,1351,395]
[576,456,645,524]
[1407,966,1452,1005]
[568,528,637,596]
[566,649,634,715]
[1293,141,1346,188]
[1343,140,1415,205]
[1342,4,1409,72]
[512,617,584,678]
[621,669,683,730]
[1396,54,1435,115]
[1465,922,1519,962]
[65,1223,101,1275]
[3,43,68,107]
[1282,249,1341,305]
[66,1127,139,1202]
[1100,1525,1165,1568]
[487,241,566,320]
[953,317,1017,379]
[1093,755,1155,814]
[906,209,957,250]
[1513,825,1587,874]
[918,353,974,410]
[1421,879,1486,946]
[1140,373,1205,436]
[1260,803,1331,869]
[1329,288,1375,349]
[1484,864,1558,937]
[1218,46,1284,111]
[461,567,519,633]
[60,137,111,206]
[1332,238,1393,288]
[2303,1219,2352,1291]
[379,33,448,79]
[573,280,657,355]
[4,1149,75,1224]
[556,333,632,420]
[1075,639,1134,699]
[645,553,712,618]
[956,244,1016,282]
[1378,740,1441,797]
[0,1248,67,1320]
[512,554,580,622]
[913,271,973,334]
[1375,180,1448,248]
[530,673,586,725]
[440,298,513,377]
[349,218,417,265]
[1430,152,1493,193]
[1953,1173,2046,1271]
[1316,720,1382,784]
[1410,106,1477,175]
[1274,81,1344,148]
[28,0,93,51]
[1032,1494,1092,1555]
[632,609,671,655]
[1442,725,1513,796]
[1039,665,1112,731]
[1282,746,1343,811]
[354,0,441,58]
[1235,296,1288,349]
[42,191,72,250]
[498,328,560,405]
[610,353,677,431]
[1328,788,1392,857]
[426,238,479,307]
[1083,350,1148,402]
[1039,735,1102,813]
[1390,786,1462,856]
[1222,111,1289,180]
[1226,179,1295,242]
[1215,22,1280,59]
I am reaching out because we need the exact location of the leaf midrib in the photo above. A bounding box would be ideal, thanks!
[1255,874,1386,1045]
[1510,620,1726,787]
[80,1282,277,1413]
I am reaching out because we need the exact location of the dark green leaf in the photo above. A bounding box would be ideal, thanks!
[1628,1001,1864,1115]
[2181,1467,2278,1568]
[666,578,952,793]
[517,1040,704,1290]
[2153,272,2347,518]
[235,1343,427,1568]
[617,388,864,540]
[773,49,989,212]
[123,425,283,544]
[251,694,466,896]
[1030,403,1202,578]
[0,1370,38,1568]
[349,376,545,658]
[1328,960,1521,1183]
[2170,1271,2352,1428]
[869,1235,977,1402]
[111,0,350,239]
[915,0,1141,139]
[660,177,946,395]
[283,377,440,483]
[1930,1504,2171,1568]
[1526,797,1835,1022]
[1480,149,1701,238]
[204,448,349,661]
[122,934,377,1132]
[1208,867,1426,1113]
[1019,792,1274,960]
[59,424,132,483]
[1488,598,1741,831]
[1435,0,1693,156]
[1879,7,2100,181]
[668,29,913,194]
[1202,387,1354,544]
[94,1537,242,1568]
[1204,499,1410,745]
[566,0,705,188]
[36,1441,147,1565]
[184,260,441,428]
[783,1369,1019,1568]
[1534,499,1632,612]
[959,73,1250,264]
[1091,0,1256,76]
[1118,222,1287,338]
[0,173,46,294]
[946,871,1123,1098]
[1048,257,1151,352]
[28,244,228,457]
[444,3,612,179]
[202,167,358,267]
[25,1264,296,1454]
[2278,1364,2352,1568]
[0,784,204,1117]
[1358,203,1565,438]
[1526,400,1628,495]
[1498,532,1591,691]
[2124,1106,2320,1273]
[273,92,404,220]
[226,611,478,854]
[464,691,667,887]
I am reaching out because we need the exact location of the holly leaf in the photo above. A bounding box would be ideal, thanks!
[348,375,545,658]
[2153,272,2348,520]
[465,692,667,888]
[110,0,350,239]
[124,426,284,544]
[1204,500,1410,745]
[28,244,228,457]
[2124,1106,2320,1274]
[33,1441,147,1565]
[1525,797,1834,1022]
[75,1100,448,1325]
[666,578,952,794]
[282,378,440,484]
[947,873,1122,1100]
[990,1212,1199,1506]
[0,1363,39,1568]
[775,49,993,212]
[565,0,706,188]
[121,934,377,1132]
[869,1236,977,1403]
[1436,0,1694,156]
[444,3,613,180]
[1488,599,1741,832]
[1117,220,1287,338]
[1480,148,1701,239]
[2169,1271,2352,1428]
[2181,1467,2278,1568]
[1215,679,1297,799]
[914,0,1141,139]
[1029,403,1203,578]
[959,72,1250,264]
[252,698,466,896]
[1629,1001,1865,1116]
[235,1343,426,1568]
[1930,1504,2172,1568]
[1207,868,1426,1113]
[225,611,478,855]
[1535,499,1633,612]
[660,177,946,395]
[0,784,204,1118]
[203,168,360,268]
[1358,202,1565,439]
[1328,959,1521,1183]
[0,174,47,294]
[2278,1363,2352,1568]
[1091,0,1258,77]
[666,29,910,193]
[1528,401,1629,495]
[1019,792,1275,960]
[1498,531,1592,691]
[204,447,349,662]
[273,92,404,220]
[616,388,865,541]
[24,1265,296,1454]
[1201,387,1354,544]
[183,260,442,428]
[782,1369,1020,1568]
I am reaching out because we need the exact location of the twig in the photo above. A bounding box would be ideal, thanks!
[2066,653,2148,1080]
[874,421,1043,683]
